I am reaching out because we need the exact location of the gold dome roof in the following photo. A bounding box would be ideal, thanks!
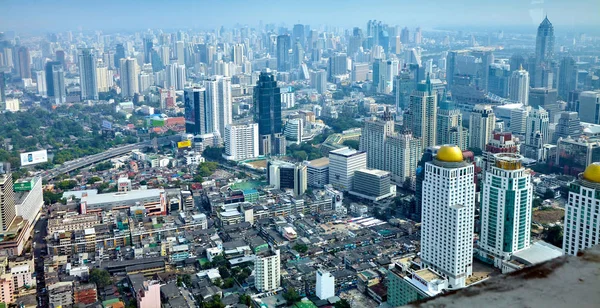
[436,145,464,163]
[583,163,600,183]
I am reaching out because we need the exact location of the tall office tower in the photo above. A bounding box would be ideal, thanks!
[553,112,581,143]
[529,88,559,122]
[373,58,386,93]
[482,132,519,172]
[508,66,530,105]
[17,46,31,79]
[114,44,125,68]
[510,106,530,135]
[0,163,16,232]
[469,104,496,151]
[138,72,152,93]
[184,87,207,135]
[445,50,470,88]
[143,37,153,64]
[414,27,422,45]
[478,153,532,268]
[96,62,111,93]
[348,28,364,56]
[310,69,327,94]
[78,48,99,101]
[407,77,437,149]
[45,61,66,105]
[175,41,184,65]
[488,63,511,98]
[254,69,284,155]
[292,24,305,48]
[327,53,348,81]
[437,94,468,150]
[315,270,335,300]
[328,147,367,192]
[558,56,578,99]
[254,248,281,292]
[0,72,5,103]
[395,66,415,111]
[387,130,422,187]
[383,58,399,94]
[509,54,526,72]
[421,146,475,288]
[119,58,138,98]
[176,64,186,90]
[231,43,244,66]
[563,163,600,255]
[360,110,395,171]
[293,164,308,197]
[224,123,259,161]
[166,62,178,89]
[472,50,494,91]
[352,62,369,82]
[104,50,116,69]
[535,17,555,66]
[292,41,304,69]
[35,70,47,96]
[205,76,232,138]
[522,106,550,160]
[400,27,410,44]
[160,46,170,66]
[577,91,600,124]
[276,34,291,72]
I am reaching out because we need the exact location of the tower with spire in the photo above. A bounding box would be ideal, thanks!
[536,16,555,65]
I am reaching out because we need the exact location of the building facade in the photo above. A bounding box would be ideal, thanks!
[224,123,259,161]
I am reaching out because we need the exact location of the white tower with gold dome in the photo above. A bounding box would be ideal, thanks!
[421,145,475,289]
[563,163,600,255]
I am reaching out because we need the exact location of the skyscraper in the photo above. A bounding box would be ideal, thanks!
[328,147,367,192]
[45,61,66,105]
[292,24,305,48]
[529,88,559,122]
[16,46,31,80]
[576,91,600,124]
[143,37,153,64]
[231,43,244,66]
[276,35,291,72]
[360,111,395,171]
[487,63,511,98]
[478,153,532,268]
[114,44,125,68]
[522,106,550,161]
[508,66,530,105]
[553,112,581,144]
[421,146,475,288]
[535,16,555,66]
[78,48,99,101]
[469,104,496,151]
[310,69,328,94]
[400,27,410,44]
[292,41,304,69]
[184,87,206,135]
[436,94,468,150]
[558,56,578,99]
[205,76,232,138]
[0,72,6,103]
[406,77,437,149]
[119,58,138,98]
[175,41,185,65]
[563,163,600,255]
[327,53,348,82]
[254,248,281,292]
[394,66,415,112]
[224,123,259,161]
[0,163,16,232]
[254,69,284,155]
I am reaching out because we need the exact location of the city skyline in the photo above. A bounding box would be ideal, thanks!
[1,0,599,33]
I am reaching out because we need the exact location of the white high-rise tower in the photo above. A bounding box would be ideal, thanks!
[421,145,475,289]
[478,153,532,268]
[508,66,530,105]
[120,58,138,98]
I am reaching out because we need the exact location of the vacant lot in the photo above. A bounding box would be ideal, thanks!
[533,207,565,225]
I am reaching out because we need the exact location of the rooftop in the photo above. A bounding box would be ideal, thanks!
[414,268,443,283]
[356,168,389,177]
[329,147,365,157]
[307,157,330,168]
[83,189,163,205]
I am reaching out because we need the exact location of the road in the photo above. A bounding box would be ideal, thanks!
[33,214,48,307]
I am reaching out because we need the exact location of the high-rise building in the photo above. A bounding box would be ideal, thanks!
[176,64,186,91]
[36,70,47,96]
[328,147,367,192]
[555,138,600,176]
[535,17,555,66]
[508,66,530,105]
[96,62,111,93]
[143,37,153,64]
[445,50,470,88]
[0,163,16,232]
[0,72,6,103]
[437,94,468,150]
[558,56,578,99]
[529,88,559,122]
[563,163,600,255]
[310,69,328,94]
[394,66,415,111]
[510,107,529,135]
[478,153,532,268]
[553,112,581,143]
[175,41,185,66]
[45,61,66,105]
[360,111,395,171]
[292,41,304,69]
[482,132,518,172]
[184,87,206,135]
[114,44,125,68]
[400,27,410,44]
[577,91,600,124]
[276,35,291,72]
[469,104,496,151]
[16,46,31,80]
[315,270,335,300]
[254,70,284,155]
[292,24,305,49]
[254,248,281,292]
[525,106,550,146]
[421,146,475,288]
[283,118,303,144]
[488,63,511,98]
[204,76,232,138]
[267,160,307,196]
[328,53,348,81]
[350,168,394,201]
[406,77,437,149]
[224,123,259,161]
[78,48,99,101]
[232,43,244,66]
[119,58,138,98]
[352,62,369,83]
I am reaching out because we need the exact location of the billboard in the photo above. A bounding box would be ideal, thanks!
[20,150,48,166]
[177,140,192,148]
[14,179,34,191]
[102,120,112,130]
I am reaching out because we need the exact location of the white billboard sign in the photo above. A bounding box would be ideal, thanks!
[20,150,48,166]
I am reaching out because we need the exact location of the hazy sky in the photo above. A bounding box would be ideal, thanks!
[1,0,598,33]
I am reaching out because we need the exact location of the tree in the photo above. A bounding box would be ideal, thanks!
[57,180,78,190]
[282,288,301,305]
[239,294,252,306]
[543,190,555,200]
[334,299,351,308]
[213,278,222,288]
[293,243,308,253]
[342,139,360,150]
[222,277,235,288]
[182,274,192,286]
[203,146,225,161]
[89,269,112,288]
[544,225,563,248]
